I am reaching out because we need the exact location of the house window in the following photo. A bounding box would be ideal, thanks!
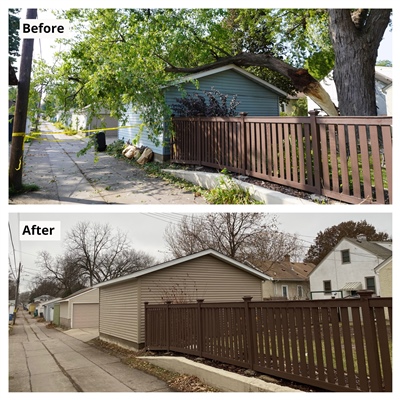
[297,285,303,299]
[341,249,351,264]
[282,285,288,299]
[365,277,376,293]
[323,280,332,294]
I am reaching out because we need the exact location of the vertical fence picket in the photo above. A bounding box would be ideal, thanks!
[145,295,391,392]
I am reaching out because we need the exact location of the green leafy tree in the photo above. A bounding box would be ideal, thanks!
[304,220,390,265]
[376,60,392,67]
[9,8,21,85]
[37,8,391,147]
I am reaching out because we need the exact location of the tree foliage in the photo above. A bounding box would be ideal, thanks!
[9,9,21,67]
[35,8,391,144]
[164,213,303,264]
[304,220,390,265]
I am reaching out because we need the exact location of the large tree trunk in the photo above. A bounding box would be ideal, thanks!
[165,53,339,116]
[328,9,391,116]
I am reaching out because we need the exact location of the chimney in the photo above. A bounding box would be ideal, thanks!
[284,254,291,262]
[356,234,367,242]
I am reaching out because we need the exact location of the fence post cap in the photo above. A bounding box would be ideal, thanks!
[165,300,172,304]
[357,290,374,298]
[242,296,253,302]
[196,299,205,303]
[239,112,248,116]
[308,109,320,116]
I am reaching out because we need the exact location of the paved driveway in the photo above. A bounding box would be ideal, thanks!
[9,311,172,392]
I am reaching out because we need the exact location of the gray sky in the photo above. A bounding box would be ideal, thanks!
[8,211,392,293]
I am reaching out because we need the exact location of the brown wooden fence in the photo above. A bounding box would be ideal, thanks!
[171,112,392,204]
[145,292,392,392]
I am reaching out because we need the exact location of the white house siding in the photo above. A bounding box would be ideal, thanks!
[99,280,139,346]
[118,108,167,159]
[307,67,392,116]
[137,255,264,344]
[309,239,389,299]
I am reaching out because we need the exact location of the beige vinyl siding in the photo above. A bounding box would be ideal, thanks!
[378,262,392,297]
[73,303,99,329]
[100,280,139,343]
[137,255,263,343]
[72,289,99,304]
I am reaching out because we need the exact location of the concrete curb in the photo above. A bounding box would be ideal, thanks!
[139,356,300,392]
[162,169,316,205]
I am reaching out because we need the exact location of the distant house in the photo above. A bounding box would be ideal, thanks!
[309,237,392,299]
[33,294,54,303]
[118,64,288,161]
[69,106,119,136]
[58,288,99,330]
[95,249,270,350]
[253,255,316,300]
[41,297,62,322]
[307,66,393,115]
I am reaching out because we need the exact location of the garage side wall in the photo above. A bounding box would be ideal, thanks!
[99,280,139,348]
[137,255,263,344]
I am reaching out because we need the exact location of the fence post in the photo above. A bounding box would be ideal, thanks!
[165,301,171,352]
[197,299,204,357]
[196,117,201,166]
[144,302,149,349]
[309,110,322,194]
[358,290,382,391]
[243,296,254,369]
[240,112,248,175]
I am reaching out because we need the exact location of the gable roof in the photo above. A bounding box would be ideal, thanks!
[252,259,316,281]
[166,64,288,97]
[95,249,272,289]
[40,297,63,306]
[59,287,98,303]
[344,238,392,259]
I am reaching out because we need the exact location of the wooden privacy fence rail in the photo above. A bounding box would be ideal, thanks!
[171,112,392,204]
[145,292,392,392]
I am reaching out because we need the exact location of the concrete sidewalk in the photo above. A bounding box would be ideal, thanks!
[9,121,206,205]
[8,311,172,392]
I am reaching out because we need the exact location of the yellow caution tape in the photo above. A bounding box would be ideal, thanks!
[11,133,26,137]
[29,124,138,136]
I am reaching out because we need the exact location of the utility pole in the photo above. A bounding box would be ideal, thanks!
[13,262,22,325]
[9,8,38,191]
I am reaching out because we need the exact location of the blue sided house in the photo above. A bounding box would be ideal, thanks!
[118,64,288,161]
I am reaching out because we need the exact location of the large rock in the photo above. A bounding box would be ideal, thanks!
[137,147,153,164]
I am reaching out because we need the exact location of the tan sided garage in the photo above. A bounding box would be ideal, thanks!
[59,288,99,329]
[72,303,99,329]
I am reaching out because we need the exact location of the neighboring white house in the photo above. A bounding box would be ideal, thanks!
[307,66,392,115]
[309,237,392,299]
